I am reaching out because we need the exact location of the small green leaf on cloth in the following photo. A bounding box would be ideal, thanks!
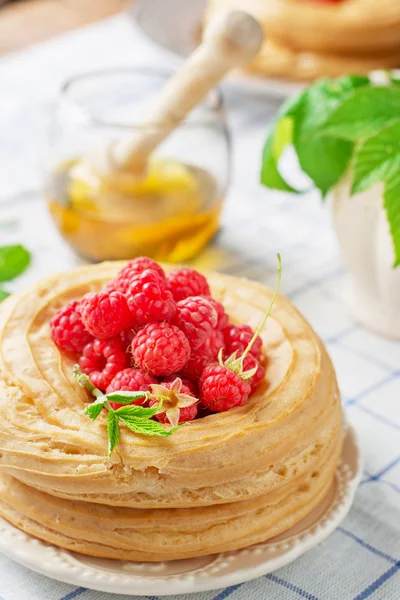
[0,245,31,282]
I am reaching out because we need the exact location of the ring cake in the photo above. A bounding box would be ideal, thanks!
[0,260,342,561]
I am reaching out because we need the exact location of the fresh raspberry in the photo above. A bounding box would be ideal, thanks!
[205,297,229,330]
[200,365,251,412]
[241,354,266,393]
[127,269,176,327]
[50,301,92,354]
[180,342,214,381]
[106,368,157,410]
[166,268,210,302]
[173,296,217,351]
[79,337,127,391]
[209,329,225,359]
[132,322,190,376]
[119,328,136,353]
[163,374,198,396]
[106,258,165,294]
[223,324,262,360]
[80,291,132,339]
[149,379,198,424]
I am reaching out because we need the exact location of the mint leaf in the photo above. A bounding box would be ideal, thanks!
[260,93,305,193]
[293,79,355,195]
[352,121,400,194]
[107,411,120,457]
[118,414,179,437]
[351,121,400,265]
[114,404,159,418]
[319,87,400,141]
[384,171,400,267]
[0,245,31,282]
[0,289,10,302]
[106,390,148,405]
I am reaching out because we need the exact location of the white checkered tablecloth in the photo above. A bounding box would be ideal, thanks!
[0,14,399,600]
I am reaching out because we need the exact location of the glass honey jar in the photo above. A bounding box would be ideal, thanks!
[46,68,231,262]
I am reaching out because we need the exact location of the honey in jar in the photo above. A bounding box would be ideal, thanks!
[47,158,222,263]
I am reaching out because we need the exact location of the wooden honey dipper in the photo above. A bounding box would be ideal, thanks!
[106,10,264,177]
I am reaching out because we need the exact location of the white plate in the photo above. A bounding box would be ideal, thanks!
[128,0,304,99]
[0,423,362,596]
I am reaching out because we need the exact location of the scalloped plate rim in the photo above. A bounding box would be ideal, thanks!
[0,422,363,596]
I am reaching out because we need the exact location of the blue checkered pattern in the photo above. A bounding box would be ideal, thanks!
[0,14,399,600]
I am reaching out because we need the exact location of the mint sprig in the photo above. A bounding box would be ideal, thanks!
[73,366,179,456]
[0,244,31,301]
[260,74,400,266]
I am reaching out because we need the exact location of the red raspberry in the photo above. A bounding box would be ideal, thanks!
[106,368,157,410]
[205,297,229,330]
[223,324,262,360]
[163,374,198,396]
[180,342,214,381]
[200,365,251,412]
[79,337,127,391]
[50,301,92,354]
[127,269,176,327]
[166,268,210,302]
[241,354,266,393]
[173,296,217,351]
[150,380,198,424]
[119,328,136,353]
[209,329,225,359]
[132,322,190,376]
[80,291,132,339]
[106,258,165,294]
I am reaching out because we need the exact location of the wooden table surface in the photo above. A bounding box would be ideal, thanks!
[0,0,129,54]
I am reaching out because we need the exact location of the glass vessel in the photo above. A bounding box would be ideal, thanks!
[45,68,230,262]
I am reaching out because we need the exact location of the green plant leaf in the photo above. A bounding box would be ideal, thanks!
[260,92,305,193]
[105,390,148,405]
[293,79,355,195]
[0,289,10,302]
[114,404,159,419]
[384,170,400,267]
[118,414,179,437]
[86,399,106,420]
[0,245,31,282]
[107,411,120,457]
[351,120,400,265]
[319,87,400,141]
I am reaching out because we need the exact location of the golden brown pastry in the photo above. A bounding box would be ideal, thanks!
[205,0,400,81]
[0,263,342,560]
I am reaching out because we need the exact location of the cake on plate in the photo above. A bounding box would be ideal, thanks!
[204,0,400,80]
[0,258,342,561]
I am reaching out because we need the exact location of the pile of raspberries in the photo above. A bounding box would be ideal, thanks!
[51,257,265,422]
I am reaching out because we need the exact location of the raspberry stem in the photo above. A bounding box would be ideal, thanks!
[241,253,282,361]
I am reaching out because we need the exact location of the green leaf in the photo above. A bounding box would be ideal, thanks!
[0,289,10,302]
[107,411,120,456]
[114,403,159,419]
[118,414,179,437]
[0,245,31,283]
[319,87,400,141]
[384,171,400,267]
[86,399,106,420]
[351,120,400,265]
[260,92,305,193]
[292,79,355,195]
[106,390,148,405]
